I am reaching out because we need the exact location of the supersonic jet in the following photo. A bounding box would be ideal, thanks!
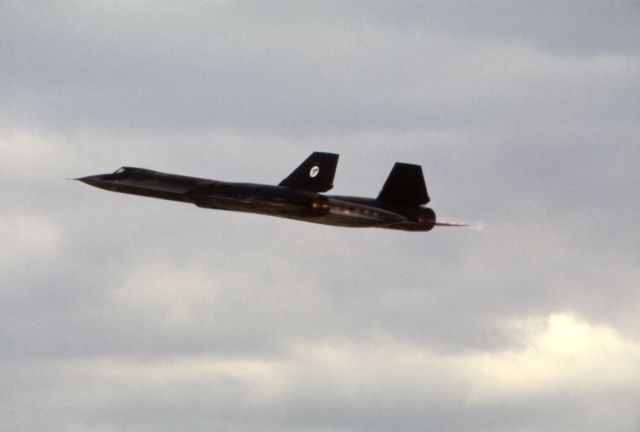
[77,152,466,231]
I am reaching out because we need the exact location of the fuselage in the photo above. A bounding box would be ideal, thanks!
[78,167,437,231]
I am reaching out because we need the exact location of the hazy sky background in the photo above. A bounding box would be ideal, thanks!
[1,1,639,431]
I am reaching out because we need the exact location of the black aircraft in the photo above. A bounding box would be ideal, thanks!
[77,152,465,231]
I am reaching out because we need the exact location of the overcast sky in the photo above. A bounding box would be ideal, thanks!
[1,1,639,431]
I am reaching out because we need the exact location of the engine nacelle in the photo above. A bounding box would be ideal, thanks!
[310,195,331,216]
[417,207,436,228]
[385,207,436,231]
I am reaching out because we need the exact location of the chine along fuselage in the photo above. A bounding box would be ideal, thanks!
[77,152,465,231]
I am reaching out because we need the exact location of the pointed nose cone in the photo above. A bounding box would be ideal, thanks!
[76,174,109,187]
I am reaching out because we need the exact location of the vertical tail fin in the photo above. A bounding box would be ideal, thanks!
[279,152,339,193]
[377,163,430,205]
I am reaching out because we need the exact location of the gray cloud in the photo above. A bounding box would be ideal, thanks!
[2,1,638,134]
[1,1,639,431]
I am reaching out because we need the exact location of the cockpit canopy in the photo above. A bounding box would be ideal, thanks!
[111,167,150,177]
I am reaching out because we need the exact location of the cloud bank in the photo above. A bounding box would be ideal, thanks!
[1,1,639,431]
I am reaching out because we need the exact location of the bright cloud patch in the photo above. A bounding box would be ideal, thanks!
[466,313,640,399]
[3,313,637,431]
